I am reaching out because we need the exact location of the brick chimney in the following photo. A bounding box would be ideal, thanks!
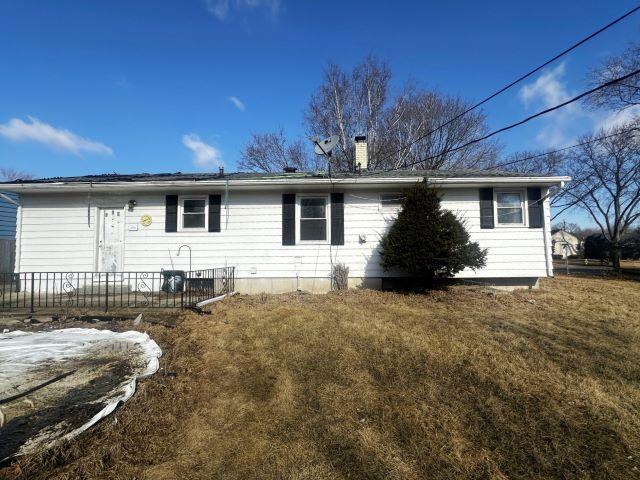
[355,135,368,170]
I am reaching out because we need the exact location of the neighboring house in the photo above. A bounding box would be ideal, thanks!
[551,229,582,258]
[0,191,18,272]
[0,153,569,292]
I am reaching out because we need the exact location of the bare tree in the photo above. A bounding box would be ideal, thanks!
[554,122,640,269]
[0,168,33,181]
[551,221,583,237]
[238,129,320,173]
[586,42,640,111]
[304,55,390,171]
[303,55,500,172]
[376,87,500,170]
[500,150,564,175]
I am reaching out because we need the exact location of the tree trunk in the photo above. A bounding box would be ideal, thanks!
[611,243,622,270]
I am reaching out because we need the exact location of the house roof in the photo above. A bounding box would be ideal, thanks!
[0,168,571,192]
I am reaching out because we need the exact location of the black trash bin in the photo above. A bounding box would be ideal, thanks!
[161,269,185,293]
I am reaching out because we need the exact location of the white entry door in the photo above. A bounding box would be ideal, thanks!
[98,208,124,272]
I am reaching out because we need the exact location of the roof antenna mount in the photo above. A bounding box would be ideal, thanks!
[312,134,339,176]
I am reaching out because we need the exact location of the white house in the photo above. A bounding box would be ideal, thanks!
[0,163,569,293]
[551,229,582,258]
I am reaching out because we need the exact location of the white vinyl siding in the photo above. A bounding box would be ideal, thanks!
[16,187,551,280]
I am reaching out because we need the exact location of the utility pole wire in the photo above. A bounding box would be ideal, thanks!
[367,67,640,176]
[490,125,640,170]
[372,4,640,168]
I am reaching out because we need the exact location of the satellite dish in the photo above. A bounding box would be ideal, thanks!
[313,135,339,156]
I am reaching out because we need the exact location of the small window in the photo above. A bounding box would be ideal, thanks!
[496,192,524,225]
[182,198,206,229]
[300,197,327,241]
[380,194,404,211]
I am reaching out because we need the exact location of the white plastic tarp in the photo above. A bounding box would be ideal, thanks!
[0,328,162,461]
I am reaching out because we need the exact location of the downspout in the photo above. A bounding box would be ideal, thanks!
[15,200,22,274]
[541,187,553,277]
[224,178,229,229]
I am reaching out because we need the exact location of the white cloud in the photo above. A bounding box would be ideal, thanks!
[113,74,132,89]
[519,63,571,108]
[519,62,640,149]
[597,105,640,131]
[206,0,229,20]
[0,116,113,155]
[518,62,588,148]
[182,133,223,169]
[205,0,281,20]
[228,96,245,111]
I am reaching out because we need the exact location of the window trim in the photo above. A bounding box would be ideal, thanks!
[179,196,209,231]
[494,189,527,227]
[296,194,330,243]
[379,193,404,213]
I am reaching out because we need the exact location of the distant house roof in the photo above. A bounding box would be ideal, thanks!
[0,168,570,192]
[551,229,581,243]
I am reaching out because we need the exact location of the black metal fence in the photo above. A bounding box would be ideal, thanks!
[0,267,235,312]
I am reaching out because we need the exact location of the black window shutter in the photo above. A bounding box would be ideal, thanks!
[331,192,344,245]
[282,193,295,246]
[209,194,221,232]
[527,187,543,228]
[165,195,178,232]
[479,188,494,229]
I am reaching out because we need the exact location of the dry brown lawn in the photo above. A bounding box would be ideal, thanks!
[621,260,640,271]
[2,275,639,480]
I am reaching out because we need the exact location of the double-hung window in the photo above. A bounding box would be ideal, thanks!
[299,197,327,241]
[496,191,524,225]
[181,197,207,230]
[380,193,404,212]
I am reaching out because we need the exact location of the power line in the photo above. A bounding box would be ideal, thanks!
[368,67,640,175]
[372,4,640,168]
[490,125,640,170]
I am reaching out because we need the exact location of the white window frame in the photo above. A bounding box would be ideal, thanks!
[379,193,404,213]
[179,196,208,231]
[494,189,527,227]
[296,194,330,244]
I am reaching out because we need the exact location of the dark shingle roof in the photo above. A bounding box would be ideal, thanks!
[2,168,554,184]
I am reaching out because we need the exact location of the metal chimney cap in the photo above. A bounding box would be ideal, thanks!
[354,135,367,142]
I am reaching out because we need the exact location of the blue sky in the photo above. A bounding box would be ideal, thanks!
[0,0,638,189]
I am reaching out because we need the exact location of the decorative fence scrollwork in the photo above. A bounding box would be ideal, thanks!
[62,272,77,306]
[137,272,152,307]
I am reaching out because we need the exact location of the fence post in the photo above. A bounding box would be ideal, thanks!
[30,272,35,313]
[105,272,109,312]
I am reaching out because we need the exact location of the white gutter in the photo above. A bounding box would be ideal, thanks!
[0,175,572,192]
